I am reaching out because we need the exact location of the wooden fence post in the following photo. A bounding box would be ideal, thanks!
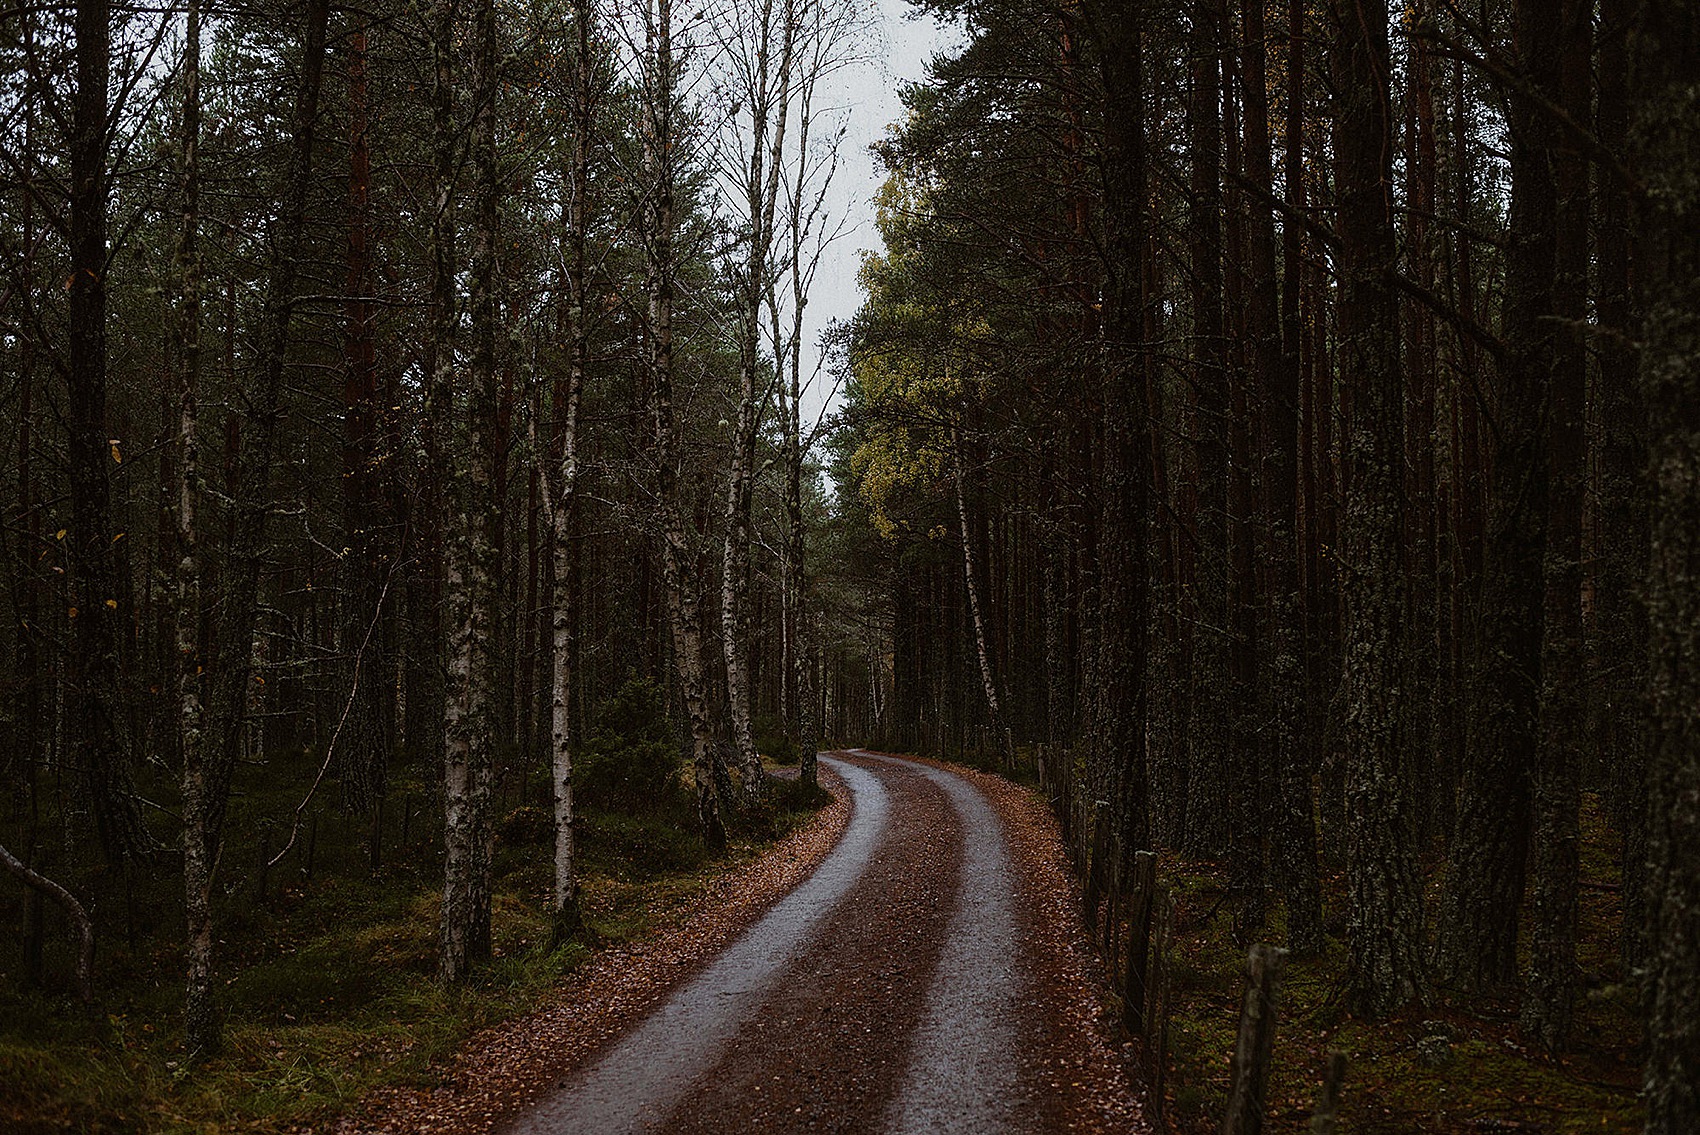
[1153,886,1174,1130]
[1085,812,1110,934]
[1221,943,1288,1135]
[1309,1053,1347,1134]
[1123,849,1158,1034]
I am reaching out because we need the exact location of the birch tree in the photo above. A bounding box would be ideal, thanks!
[440,0,503,983]
[714,0,801,805]
[639,0,726,847]
[764,0,861,792]
[173,0,213,1056]
[539,0,601,942]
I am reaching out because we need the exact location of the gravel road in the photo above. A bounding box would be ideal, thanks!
[503,751,1146,1135]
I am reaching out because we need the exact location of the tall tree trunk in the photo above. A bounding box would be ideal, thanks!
[1402,4,1441,850]
[1433,0,1556,995]
[338,18,390,820]
[1076,0,1153,854]
[440,0,501,985]
[1634,0,1700,1128]
[721,0,797,805]
[1523,0,1590,1049]
[1592,0,1647,978]
[952,432,1015,763]
[1331,0,1426,1018]
[1222,44,1266,941]
[646,0,724,848]
[1244,0,1320,953]
[1183,0,1230,858]
[69,0,141,862]
[174,0,214,1056]
[431,0,496,985]
[543,0,595,942]
[11,16,46,980]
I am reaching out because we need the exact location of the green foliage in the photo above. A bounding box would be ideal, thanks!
[0,728,831,1133]
[579,811,706,879]
[575,677,683,815]
[753,714,799,765]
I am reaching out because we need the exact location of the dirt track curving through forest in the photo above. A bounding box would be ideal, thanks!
[502,751,1147,1135]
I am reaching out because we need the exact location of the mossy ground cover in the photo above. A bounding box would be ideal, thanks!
[1156,794,1644,1133]
[0,742,827,1135]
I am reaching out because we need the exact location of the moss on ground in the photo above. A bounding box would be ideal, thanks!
[0,755,824,1134]
[1154,794,1644,1133]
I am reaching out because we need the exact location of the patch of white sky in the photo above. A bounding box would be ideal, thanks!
[793,0,963,430]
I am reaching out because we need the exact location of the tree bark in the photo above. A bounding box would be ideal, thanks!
[338,17,390,820]
[1244,0,1320,954]
[953,432,1015,763]
[1523,0,1590,1049]
[0,841,94,1003]
[1331,0,1426,1018]
[1633,0,1700,1127]
[69,0,142,862]
[721,0,798,806]
[1079,0,1153,854]
[433,0,499,985]
[542,0,595,943]
[1592,0,1648,978]
[645,0,725,848]
[1432,0,1556,995]
[172,0,214,1056]
[1183,0,1230,858]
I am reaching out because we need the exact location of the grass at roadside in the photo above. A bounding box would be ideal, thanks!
[0,764,828,1135]
[1156,794,1644,1133]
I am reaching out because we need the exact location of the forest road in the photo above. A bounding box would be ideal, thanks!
[502,750,1109,1135]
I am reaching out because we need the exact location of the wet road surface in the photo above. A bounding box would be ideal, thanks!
[504,751,1101,1135]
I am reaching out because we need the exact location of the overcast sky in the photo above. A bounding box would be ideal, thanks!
[795,0,961,429]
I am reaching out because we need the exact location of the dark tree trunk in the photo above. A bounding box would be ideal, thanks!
[1331,0,1426,1019]
[69,0,142,862]
[1080,0,1153,855]
[1433,0,1557,995]
[1592,0,1648,978]
[1183,0,1229,858]
[1523,0,1591,1049]
[1244,0,1319,953]
[1633,0,1700,1128]
[338,19,391,818]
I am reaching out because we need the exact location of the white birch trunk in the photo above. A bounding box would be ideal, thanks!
[644,0,724,846]
[437,0,499,985]
[0,842,94,1003]
[174,0,213,1054]
[953,430,1014,762]
[719,0,800,806]
[542,1,593,938]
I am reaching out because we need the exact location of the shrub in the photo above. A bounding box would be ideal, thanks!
[753,713,799,765]
[498,805,552,847]
[576,677,683,815]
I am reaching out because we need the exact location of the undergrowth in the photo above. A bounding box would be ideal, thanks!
[1156,793,1644,1133]
[0,685,825,1134]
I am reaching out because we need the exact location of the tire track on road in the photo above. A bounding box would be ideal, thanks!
[864,753,1032,1135]
[660,756,962,1133]
[505,758,890,1135]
